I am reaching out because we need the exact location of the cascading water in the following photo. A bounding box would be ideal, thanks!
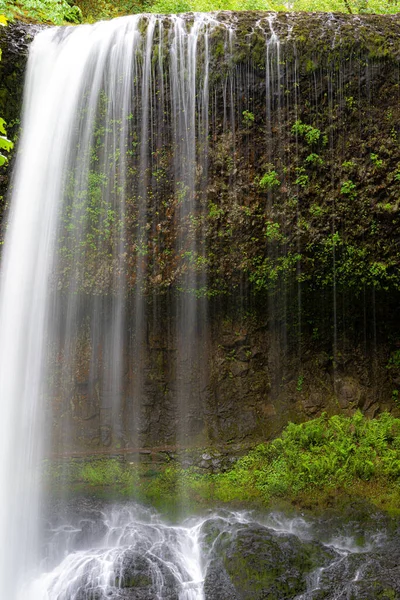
[0,10,398,599]
[0,13,219,596]
[0,12,238,597]
[15,499,399,599]
[28,503,206,600]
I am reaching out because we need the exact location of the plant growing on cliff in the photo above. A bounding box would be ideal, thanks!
[259,169,280,190]
[305,153,323,166]
[292,120,326,147]
[0,118,13,166]
[296,375,304,391]
[242,110,254,126]
[264,220,283,241]
[0,16,13,167]
[370,153,383,168]
[295,167,309,187]
[387,350,400,370]
[340,179,356,199]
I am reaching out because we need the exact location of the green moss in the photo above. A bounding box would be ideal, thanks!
[43,413,400,516]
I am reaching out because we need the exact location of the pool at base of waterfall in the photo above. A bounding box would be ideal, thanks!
[24,499,400,600]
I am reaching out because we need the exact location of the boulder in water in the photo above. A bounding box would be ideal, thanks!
[202,519,335,599]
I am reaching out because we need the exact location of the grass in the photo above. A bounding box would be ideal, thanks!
[43,411,400,516]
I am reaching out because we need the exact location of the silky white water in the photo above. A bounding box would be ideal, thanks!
[26,503,207,600]
[0,14,221,597]
[0,11,285,596]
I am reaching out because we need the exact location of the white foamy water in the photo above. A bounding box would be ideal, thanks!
[26,504,207,600]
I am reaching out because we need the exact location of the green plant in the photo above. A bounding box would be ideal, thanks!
[0,0,82,24]
[342,160,356,171]
[387,350,400,370]
[345,96,356,110]
[242,110,255,125]
[208,201,224,219]
[370,153,383,168]
[43,413,400,514]
[305,153,323,166]
[309,204,324,217]
[0,117,12,167]
[296,375,304,392]
[340,179,356,198]
[264,221,283,241]
[292,119,325,146]
[213,411,400,503]
[248,252,301,291]
[3,0,399,24]
[295,167,309,187]
[259,169,280,190]
[0,17,13,167]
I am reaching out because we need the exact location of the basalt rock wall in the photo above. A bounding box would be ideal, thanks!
[1,13,400,455]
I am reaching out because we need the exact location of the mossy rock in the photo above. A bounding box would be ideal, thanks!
[316,550,400,599]
[203,521,335,599]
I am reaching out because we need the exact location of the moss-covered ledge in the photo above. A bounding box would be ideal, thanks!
[43,412,400,517]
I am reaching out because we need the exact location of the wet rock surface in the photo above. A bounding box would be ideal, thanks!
[38,499,400,600]
[203,522,335,599]
[1,14,400,453]
[71,548,181,600]
[201,510,400,600]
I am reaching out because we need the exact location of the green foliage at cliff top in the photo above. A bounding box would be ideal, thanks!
[1,0,399,26]
[0,0,82,25]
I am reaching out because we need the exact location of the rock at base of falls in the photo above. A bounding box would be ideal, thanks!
[64,548,182,600]
[37,500,400,600]
[202,521,335,600]
[201,517,400,600]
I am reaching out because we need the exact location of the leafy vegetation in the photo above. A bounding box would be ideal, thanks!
[0,16,13,167]
[242,109,255,125]
[0,118,13,166]
[259,168,280,190]
[0,0,82,24]
[292,120,326,147]
[211,412,400,505]
[44,412,400,515]
[82,0,400,18]
[340,179,357,198]
[1,0,400,26]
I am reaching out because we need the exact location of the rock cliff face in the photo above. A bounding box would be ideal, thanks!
[1,13,400,455]
[0,21,41,210]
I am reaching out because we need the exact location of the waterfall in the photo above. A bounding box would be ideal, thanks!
[0,12,235,597]
[0,9,394,598]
